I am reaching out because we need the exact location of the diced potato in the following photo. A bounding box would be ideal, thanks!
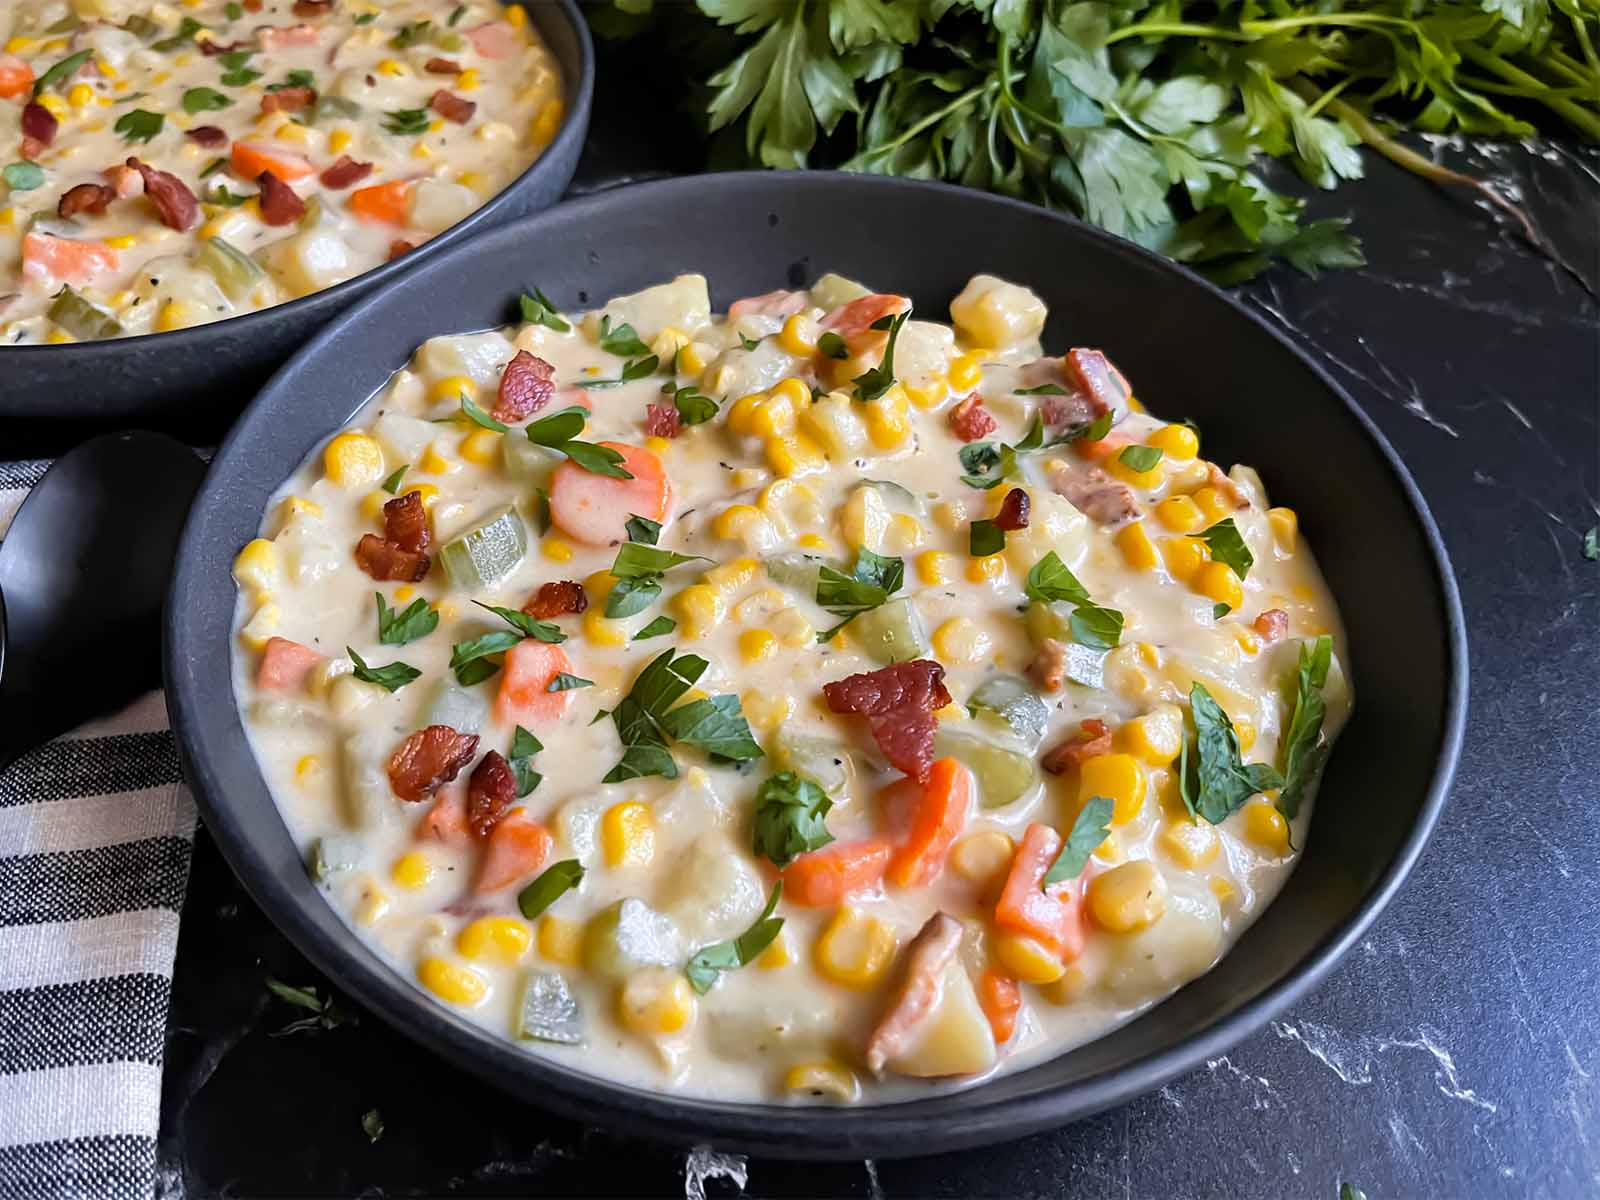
[586,273,711,342]
[882,961,997,1078]
[410,179,478,234]
[949,274,1047,350]
[132,256,232,322]
[1099,877,1223,1003]
[808,272,871,310]
[893,320,956,389]
[704,995,842,1062]
[414,330,517,387]
[1002,486,1089,576]
[329,66,412,108]
[704,338,796,401]
[656,834,764,944]
[262,229,357,297]
[372,411,438,466]
[583,898,683,980]
[339,730,397,830]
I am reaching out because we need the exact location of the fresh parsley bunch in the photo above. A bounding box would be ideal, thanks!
[595,0,1598,281]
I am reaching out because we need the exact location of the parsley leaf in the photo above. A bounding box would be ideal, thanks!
[375,592,439,646]
[509,724,543,798]
[685,882,784,994]
[460,394,509,432]
[625,514,661,544]
[597,314,651,357]
[448,631,522,685]
[817,330,848,360]
[601,650,760,781]
[182,86,232,114]
[605,576,661,619]
[658,693,762,760]
[525,405,589,447]
[547,672,593,692]
[582,354,659,390]
[815,547,905,641]
[32,50,93,98]
[1016,383,1067,396]
[611,543,710,578]
[1069,603,1124,651]
[959,441,1016,491]
[380,465,408,494]
[1118,445,1164,472]
[265,977,356,1036]
[1041,796,1114,887]
[1179,683,1284,824]
[1024,551,1093,606]
[471,601,566,644]
[391,20,434,49]
[852,309,909,402]
[362,1110,384,1144]
[266,69,314,92]
[970,518,1005,557]
[519,287,570,332]
[114,109,164,143]
[347,647,420,692]
[1277,635,1333,821]
[665,382,719,426]
[1197,518,1254,579]
[382,108,431,136]
[751,771,833,868]
[634,615,677,640]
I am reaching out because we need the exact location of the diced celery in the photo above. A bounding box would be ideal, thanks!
[773,725,852,796]
[430,28,465,51]
[582,898,683,980]
[967,674,1049,748]
[517,971,584,1045]
[440,506,527,593]
[308,835,363,881]
[502,435,562,488]
[934,729,1038,809]
[765,552,838,595]
[309,96,362,124]
[47,286,124,340]
[865,479,926,514]
[808,272,870,310]
[851,597,928,665]
[298,195,322,231]
[422,679,488,733]
[193,236,265,302]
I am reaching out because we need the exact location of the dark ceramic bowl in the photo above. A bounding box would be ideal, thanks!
[166,173,1468,1158]
[0,0,592,426]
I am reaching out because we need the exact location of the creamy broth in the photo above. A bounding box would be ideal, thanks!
[0,0,560,344]
[230,272,1351,1103]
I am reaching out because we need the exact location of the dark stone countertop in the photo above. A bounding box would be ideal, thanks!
[153,69,1600,1200]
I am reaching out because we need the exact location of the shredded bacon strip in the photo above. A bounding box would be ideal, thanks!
[388,239,415,261]
[388,725,479,803]
[994,487,1030,531]
[319,155,373,189]
[467,750,516,838]
[185,125,228,147]
[1042,718,1113,774]
[493,350,556,422]
[57,183,116,220]
[354,492,431,581]
[21,102,57,149]
[260,85,316,114]
[865,912,964,1074]
[523,581,588,620]
[1207,462,1251,510]
[645,403,681,438]
[950,394,997,442]
[1253,609,1289,642]
[198,38,249,56]
[255,169,305,226]
[823,660,951,782]
[126,158,199,232]
[429,88,476,124]
[425,57,463,74]
[383,490,430,553]
[293,0,333,14]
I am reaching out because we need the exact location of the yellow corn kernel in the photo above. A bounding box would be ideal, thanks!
[903,375,948,409]
[951,831,1015,900]
[457,67,482,91]
[67,83,95,108]
[966,553,1006,584]
[649,324,689,363]
[1155,495,1204,534]
[411,141,434,161]
[232,538,280,594]
[327,127,354,154]
[1147,423,1199,460]
[4,36,35,54]
[617,968,695,1036]
[933,617,991,666]
[278,495,323,526]
[671,584,725,640]
[1161,536,1208,583]
[417,957,487,1007]
[916,550,954,586]
[948,351,987,393]
[391,851,434,890]
[1234,717,1257,752]
[431,374,477,405]
[771,376,812,411]
[459,427,501,466]
[1115,704,1184,767]
[712,503,771,545]
[354,875,389,926]
[737,628,777,664]
[1195,561,1244,611]
[275,120,311,145]
[1094,828,1124,864]
[531,98,564,144]
[99,233,139,251]
[457,916,533,964]
[402,483,440,510]
[601,801,656,869]
[726,391,767,437]
[292,755,323,786]
[994,933,1065,985]
[505,3,528,26]
[751,392,797,438]
[787,534,825,555]
[765,608,809,648]
[1268,506,1298,552]
[323,432,385,489]
[1079,753,1148,825]
[758,929,795,970]
[1115,521,1158,571]
[1244,801,1290,855]
[766,432,825,478]
[0,208,14,229]
[538,915,582,965]
[538,537,575,564]
[742,688,796,733]
[238,601,280,649]
[785,1060,861,1102]
[97,60,119,79]
[885,513,924,555]
[376,58,406,76]
[1160,817,1220,869]
[704,557,758,596]
[35,93,67,120]
[863,386,913,450]
[648,436,678,458]
[1089,860,1168,933]
[1193,485,1233,524]
[814,907,897,989]
[778,313,817,357]
[155,300,196,332]
[1110,453,1165,490]
[1210,875,1237,903]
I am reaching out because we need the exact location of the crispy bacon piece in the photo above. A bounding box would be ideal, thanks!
[185,125,228,147]
[823,660,952,782]
[466,750,516,838]
[1042,718,1113,775]
[388,725,480,802]
[243,0,262,10]
[198,39,249,56]
[257,23,319,49]
[523,580,588,620]
[493,350,555,422]
[644,403,681,439]
[1207,462,1251,510]
[949,394,996,442]
[354,533,428,582]
[994,487,1030,531]
[255,169,304,226]
[293,0,334,14]
[20,136,45,162]
[318,154,372,189]
[1253,609,1289,642]
[126,158,199,232]
[260,86,316,114]
[104,164,142,198]
[21,102,57,149]
[57,183,116,220]
[429,88,476,124]
[1063,349,1130,415]
[822,293,910,338]
[388,239,415,261]
[728,289,807,320]
[425,57,463,75]
[1028,638,1069,694]
[383,490,430,554]
[1045,460,1139,528]
[864,912,964,1074]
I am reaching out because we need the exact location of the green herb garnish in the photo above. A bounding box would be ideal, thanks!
[32,50,93,97]
[547,672,593,693]
[602,648,762,782]
[460,394,509,432]
[380,465,408,494]
[597,314,651,357]
[265,977,356,1036]
[266,69,315,92]
[471,600,567,644]
[969,518,1005,557]
[1041,796,1114,887]
[851,309,908,402]
[664,382,718,426]
[1025,551,1123,650]
[817,330,848,359]
[751,771,833,868]
[815,547,905,642]
[625,514,661,545]
[685,882,784,994]
[1118,445,1164,472]
[113,109,164,143]
[391,20,433,49]
[347,646,420,692]
[524,405,635,480]
[509,725,543,797]
[382,108,431,136]
[152,16,202,51]
[448,631,522,686]
[605,541,710,617]
[1197,517,1254,579]
[1277,635,1333,822]
[182,86,232,114]
[375,592,439,646]
[1179,682,1284,824]
[582,353,659,390]
[633,616,677,640]
[361,1110,384,1144]
[519,286,570,332]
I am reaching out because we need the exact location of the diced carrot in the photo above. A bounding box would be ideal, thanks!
[994,822,1088,961]
[0,55,34,100]
[256,637,324,691]
[1074,431,1134,462]
[230,140,314,183]
[467,21,517,58]
[977,969,1021,1044]
[476,808,552,892]
[348,179,414,225]
[419,785,470,843]
[821,293,910,338]
[780,838,893,907]
[494,638,574,727]
[21,233,119,286]
[885,757,972,889]
[548,441,670,545]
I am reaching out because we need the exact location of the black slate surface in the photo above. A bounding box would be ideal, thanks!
[152,67,1600,1199]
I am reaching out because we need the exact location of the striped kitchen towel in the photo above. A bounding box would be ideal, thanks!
[0,459,198,1200]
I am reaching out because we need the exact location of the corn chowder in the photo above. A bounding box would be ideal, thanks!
[0,0,561,344]
[231,271,1351,1103]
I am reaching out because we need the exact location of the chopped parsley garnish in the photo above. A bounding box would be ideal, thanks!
[531,486,552,535]
[852,309,908,402]
[546,672,593,692]
[517,859,584,919]
[113,109,164,143]
[219,49,261,87]
[353,11,377,24]
[624,514,661,545]
[597,314,651,357]
[737,331,764,352]
[380,465,408,494]
[605,541,710,618]
[1118,444,1164,472]
[382,108,431,136]
[266,69,315,92]
[448,631,521,686]
[685,882,784,994]
[582,353,659,390]
[752,771,833,867]
[199,157,229,179]
[265,977,356,1036]
[32,50,93,98]
[519,287,570,332]
[633,616,677,640]
[1213,602,1232,619]
[2,163,44,192]
[815,548,904,642]
[509,725,543,797]
[460,394,509,432]
[1015,383,1067,396]
[375,592,438,646]
[205,185,252,208]
[664,381,719,425]
[391,20,434,49]
[602,649,762,783]
[1276,635,1333,822]
[958,411,1113,490]
[362,1110,384,1144]
[1024,551,1123,649]
[448,5,468,27]
[471,600,567,644]
[969,518,1005,557]
[152,16,203,51]
[347,647,420,692]
[1179,682,1283,825]
[1041,796,1113,887]
[1197,517,1254,579]
[224,2,243,19]
[181,86,232,114]
[817,330,849,359]
[524,405,633,480]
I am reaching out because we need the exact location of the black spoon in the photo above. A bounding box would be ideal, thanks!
[0,432,205,773]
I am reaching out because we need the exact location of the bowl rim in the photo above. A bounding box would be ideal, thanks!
[0,0,593,363]
[166,170,1468,1159]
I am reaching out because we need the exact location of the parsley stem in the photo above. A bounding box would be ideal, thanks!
[1458,44,1600,138]
[1563,20,1599,79]
[850,78,999,166]
[1103,21,1255,45]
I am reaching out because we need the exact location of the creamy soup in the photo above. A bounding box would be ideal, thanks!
[230,271,1351,1103]
[0,0,561,344]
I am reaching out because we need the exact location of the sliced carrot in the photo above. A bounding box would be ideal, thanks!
[256,637,324,691]
[780,838,893,907]
[467,21,517,59]
[994,822,1087,962]
[0,55,34,100]
[476,809,552,892]
[977,969,1022,1045]
[347,179,414,225]
[419,786,471,843]
[230,140,314,183]
[548,441,670,545]
[21,233,119,286]
[1074,431,1134,462]
[821,293,910,338]
[885,757,972,889]
[494,638,574,728]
